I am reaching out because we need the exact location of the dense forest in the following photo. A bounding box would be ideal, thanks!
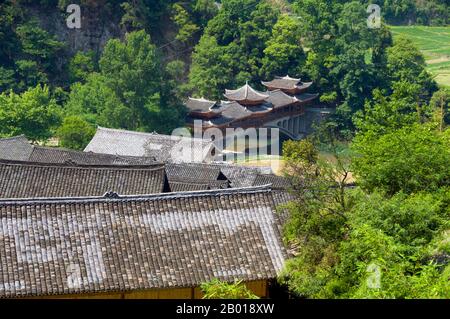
[0,0,449,298]
[0,0,448,145]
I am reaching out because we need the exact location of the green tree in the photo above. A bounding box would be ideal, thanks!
[261,14,305,78]
[352,83,424,137]
[188,0,280,99]
[281,133,450,299]
[65,30,185,133]
[0,85,61,141]
[291,0,393,134]
[279,134,353,295]
[68,50,97,84]
[430,88,450,130]
[192,0,218,27]
[0,67,17,92]
[57,115,95,150]
[65,73,131,128]
[15,59,48,90]
[386,37,437,99]
[188,34,234,98]
[16,22,64,74]
[172,3,200,43]
[99,30,181,132]
[351,123,450,195]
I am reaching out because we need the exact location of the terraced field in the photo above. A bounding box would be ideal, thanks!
[391,26,450,87]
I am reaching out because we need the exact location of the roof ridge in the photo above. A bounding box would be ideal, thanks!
[33,145,81,154]
[0,159,165,170]
[96,127,212,144]
[0,184,273,205]
[273,75,301,82]
[0,135,28,141]
[224,83,269,100]
[245,81,249,99]
[188,97,216,103]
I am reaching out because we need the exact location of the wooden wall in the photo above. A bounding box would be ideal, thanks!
[33,280,268,299]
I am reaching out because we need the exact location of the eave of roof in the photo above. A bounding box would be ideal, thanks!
[0,184,271,205]
[84,127,215,163]
[0,159,167,199]
[261,76,314,92]
[265,90,299,108]
[224,83,269,102]
[185,97,219,113]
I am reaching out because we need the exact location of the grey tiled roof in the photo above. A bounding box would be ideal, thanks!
[185,97,220,113]
[0,160,167,199]
[166,162,224,181]
[28,147,157,165]
[164,162,272,191]
[253,174,291,190]
[296,93,320,102]
[0,136,158,165]
[166,162,230,191]
[209,101,272,126]
[167,162,272,189]
[224,83,269,103]
[0,186,286,298]
[168,179,230,192]
[265,90,298,108]
[0,136,33,161]
[85,127,215,163]
[262,76,312,91]
[212,102,252,124]
[252,174,294,207]
[219,164,272,188]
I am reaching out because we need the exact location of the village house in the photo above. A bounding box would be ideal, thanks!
[0,135,157,165]
[0,186,286,299]
[0,135,292,201]
[84,127,218,163]
[0,160,168,198]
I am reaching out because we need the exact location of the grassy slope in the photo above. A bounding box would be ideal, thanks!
[390,26,450,87]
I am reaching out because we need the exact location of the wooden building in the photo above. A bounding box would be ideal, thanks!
[0,135,157,165]
[185,76,319,136]
[0,186,286,299]
[0,160,168,198]
[0,137,291,199]
[85,127,217,163]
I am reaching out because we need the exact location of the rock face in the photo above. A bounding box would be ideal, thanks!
[29,5,124,56]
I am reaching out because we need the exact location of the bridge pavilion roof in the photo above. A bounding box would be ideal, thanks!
[185,97,221,114]
[209,101,272,126]
[262,75,313,92]
[265,89,299,108]
[224,82,269,105]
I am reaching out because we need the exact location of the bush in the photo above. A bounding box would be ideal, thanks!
[57,115,95,150]
[200,279,259,299]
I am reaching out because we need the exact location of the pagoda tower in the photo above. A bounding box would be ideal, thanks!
[224,82,269,106]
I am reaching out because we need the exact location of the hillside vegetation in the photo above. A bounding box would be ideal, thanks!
[391,26,450,87]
